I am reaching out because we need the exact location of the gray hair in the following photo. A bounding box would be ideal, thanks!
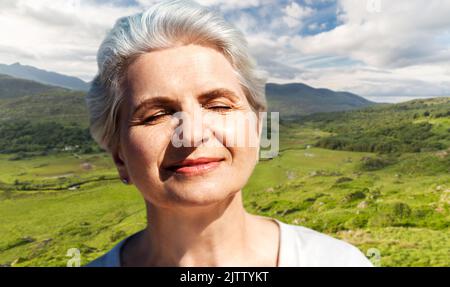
[85,0,267,153]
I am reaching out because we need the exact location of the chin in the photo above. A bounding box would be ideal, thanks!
[164,182,236,207]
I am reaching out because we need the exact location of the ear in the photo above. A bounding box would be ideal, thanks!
[112,145,132,184]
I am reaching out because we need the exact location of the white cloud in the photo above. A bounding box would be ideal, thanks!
[0,0,140,80]
[196,0,274,11]
[278,0,450,100]
[308,22,325,31]
[0,0,278,81]
[282,1,314,28]
[137,0,275,10]
[134,0,163,7]
[291,0,450,68]
[0,0,449,101]
[266,61,450,102]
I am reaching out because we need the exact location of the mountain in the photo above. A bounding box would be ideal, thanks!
[0,63,374,116]
[0,74,67,99]
[0,63,89,91]
[265,83,375,118]
[0,73,377,123]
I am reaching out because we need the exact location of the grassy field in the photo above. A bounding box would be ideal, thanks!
[0,97,449,267]
[0,142,448,266]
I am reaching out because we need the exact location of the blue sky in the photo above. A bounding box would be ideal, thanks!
[0,0,450,102]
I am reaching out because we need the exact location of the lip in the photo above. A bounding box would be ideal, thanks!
[166,157,224,176]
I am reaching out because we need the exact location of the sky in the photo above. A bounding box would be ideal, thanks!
[0,0,450,103]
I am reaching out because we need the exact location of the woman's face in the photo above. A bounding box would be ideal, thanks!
[114,44,261,208]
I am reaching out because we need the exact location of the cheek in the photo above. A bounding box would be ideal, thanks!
[206,113,259,178]
[207,112,260,149]
[124,126,171,177]
[225,146,258,192]
[123,126,178,205]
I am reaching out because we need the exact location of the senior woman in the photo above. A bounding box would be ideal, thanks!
[85,0,372,267]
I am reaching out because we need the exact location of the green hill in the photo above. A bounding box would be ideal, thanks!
[0,90,89,125]
[0,90,448,267]
[0,81,94,155]
[0,112,448,266]
[287,97,450,154]
[0,74,67,100]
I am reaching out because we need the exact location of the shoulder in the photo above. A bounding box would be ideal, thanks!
[277,220,373,267]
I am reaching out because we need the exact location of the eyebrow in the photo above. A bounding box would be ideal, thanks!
[131,88,240,118]
[197,88,240,103]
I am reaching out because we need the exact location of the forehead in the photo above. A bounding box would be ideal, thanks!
[125,44,243,103]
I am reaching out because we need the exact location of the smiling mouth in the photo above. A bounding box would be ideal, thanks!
[167,157,224,176]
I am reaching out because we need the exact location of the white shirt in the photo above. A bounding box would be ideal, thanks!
[85,219,373,267]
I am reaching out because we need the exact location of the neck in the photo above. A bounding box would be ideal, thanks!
[135,190,258,266]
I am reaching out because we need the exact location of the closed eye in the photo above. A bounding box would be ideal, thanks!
[143,112,171,125]
[210,106,231,111]
[204,104,232,113]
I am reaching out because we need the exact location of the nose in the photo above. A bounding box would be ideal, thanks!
[173,105,210,148]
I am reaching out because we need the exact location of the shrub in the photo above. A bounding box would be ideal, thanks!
[359,156,397,171]
[344,216,369,229]
[369,202,413,227]
[343,191,366,203]
[335,177,353,184]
